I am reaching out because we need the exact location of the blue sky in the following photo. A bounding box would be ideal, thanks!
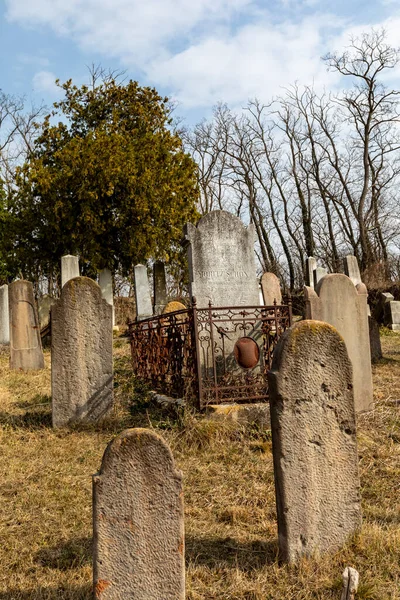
[1,0,400,124]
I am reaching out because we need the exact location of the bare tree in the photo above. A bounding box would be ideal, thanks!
[187,30,400,288]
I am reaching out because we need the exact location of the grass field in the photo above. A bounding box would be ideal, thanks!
[0,333,399,599]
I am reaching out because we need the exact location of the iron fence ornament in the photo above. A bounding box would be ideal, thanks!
[128,299,292,408]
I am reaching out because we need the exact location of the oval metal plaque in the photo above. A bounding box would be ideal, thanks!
[234,337,260,369]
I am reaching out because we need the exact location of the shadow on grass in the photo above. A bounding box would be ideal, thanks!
[185,535,278,570]
[0,393,52,429]
[34,537,92,570]
[0,409,52,429]
[0,584,91,599]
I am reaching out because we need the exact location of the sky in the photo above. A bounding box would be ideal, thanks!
[1,0,400,125]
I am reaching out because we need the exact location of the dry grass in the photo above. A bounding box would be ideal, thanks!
[0,334,399,599]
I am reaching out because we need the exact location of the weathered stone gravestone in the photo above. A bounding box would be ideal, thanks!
[314,266,328,286]
[93,428,185,600]
[305,257,317,289]
[134,264,153,320]
[305,257,328,288]
[268,320,361,563]
[51,277,113,427]
[0,284,9,344]
[38,295,56,329]
[153,261,168,315]
[369,316,382,363]
[61,254,80,288]
[183,211,259,307]
[9,280,45,370]
[304,273,373,413]
[98,268,115,327]
[261,272,282,306]
[343,255,362,286]
[383,298,400,331]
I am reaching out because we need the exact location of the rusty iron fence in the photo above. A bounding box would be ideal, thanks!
[128,299,292,408]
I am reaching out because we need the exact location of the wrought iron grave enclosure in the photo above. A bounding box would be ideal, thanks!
[128,300,292,408]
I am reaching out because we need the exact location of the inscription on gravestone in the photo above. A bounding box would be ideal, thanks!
[183,211,259,308]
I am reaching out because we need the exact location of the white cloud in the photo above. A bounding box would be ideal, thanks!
[5,0,253,63]
[6,0,400,113]
[148,16,343,108]
[32,70,61,96]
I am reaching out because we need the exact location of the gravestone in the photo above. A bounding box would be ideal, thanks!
[305,257,317,288]
[261,272,282,305]
[384,299,400,331]
[51,277,113,427]
[268,320,361,563]
[373,292,393,323]
[38,295,56,329]
[343,255,361,286]
[99,268,115,327]
[183,211,259,307]
[134,264,153,320]
[304,274,373,413]
[93,428,185,600]
[153,261,168,315]
[0,284,9,344]
[314,266,328,287]
[61,254,80,288]
[369,316,382,363]
[163,301,186,314]
[9,280,45,370]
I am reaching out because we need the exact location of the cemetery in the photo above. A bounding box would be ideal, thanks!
[1,29,400,599]
[0,209,398,599]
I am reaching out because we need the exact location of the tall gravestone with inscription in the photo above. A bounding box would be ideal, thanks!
[183,211,259,307]
[9,280,45,370]
[51,277,113,427]
[183,212,261,397]
[268,320,361,563]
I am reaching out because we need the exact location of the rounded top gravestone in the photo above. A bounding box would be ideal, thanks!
[183,210,259,308]
[268,320,361,563]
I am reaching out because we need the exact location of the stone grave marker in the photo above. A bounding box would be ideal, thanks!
[304,273,373,413]
[368,316,382,363]
[9,280,45,370]
[384,299,400,330]
[99,268,115,327]
[305,256,317,288]
[183,210,259,308]
[38,295,56,330]
[153,261,168,315]
[61,254,80,288]
[51,277,113,427]
[314,266,328,287]
[93,428,185,600]
[268,320,361,563]
[343,255,362,286]
[0,284,9,344]
[261,272,282,305]
[134,264,153,320]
